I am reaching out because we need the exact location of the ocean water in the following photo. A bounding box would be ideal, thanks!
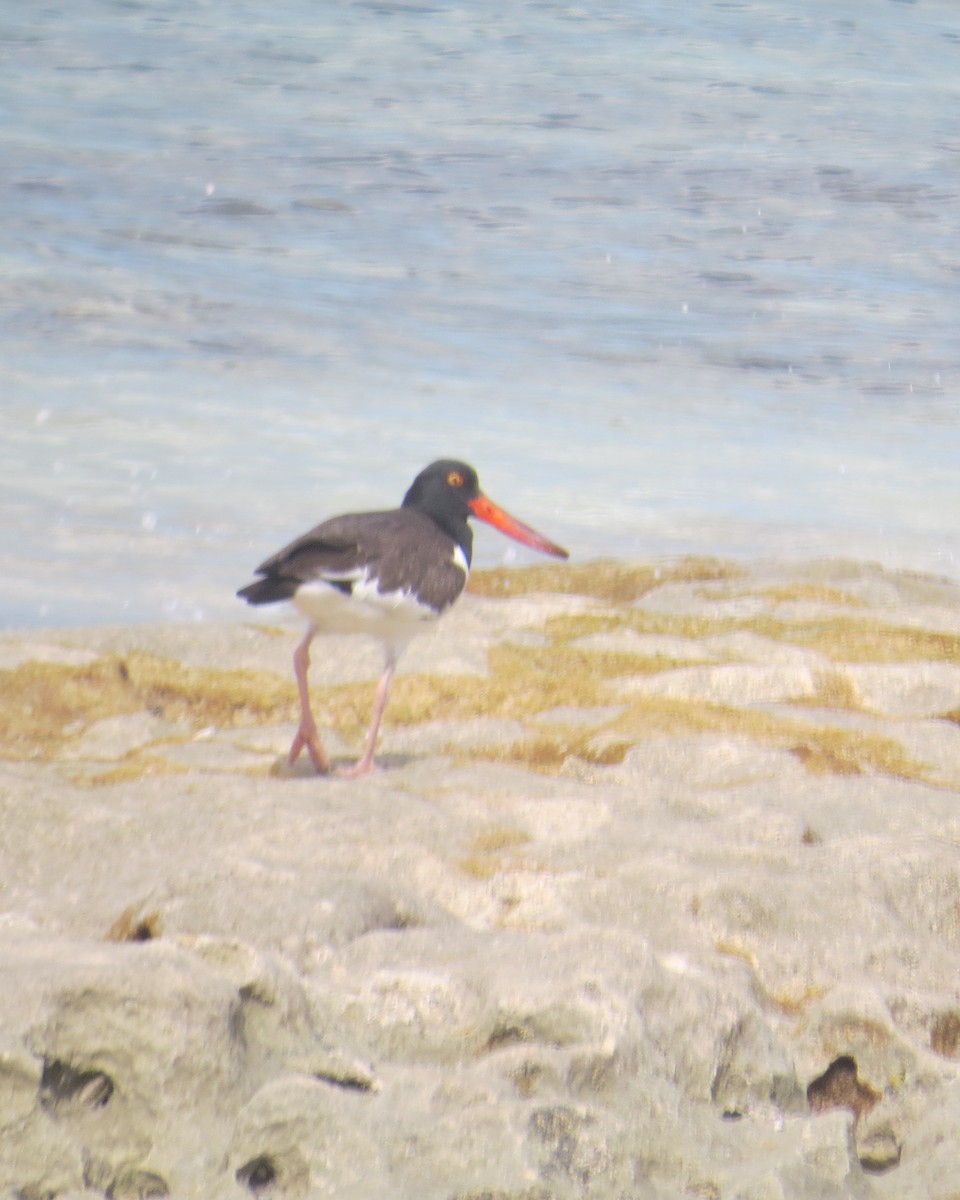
[3,0,959,627]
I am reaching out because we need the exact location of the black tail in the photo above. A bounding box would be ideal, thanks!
[237,577,299,605]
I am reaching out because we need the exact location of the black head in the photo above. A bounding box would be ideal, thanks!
[401,460,480,557]
[402,459,569,564]
[402,460,480,514]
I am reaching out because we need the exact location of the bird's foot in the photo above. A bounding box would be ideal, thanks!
[288,724,330,775]
[333,757,378,780]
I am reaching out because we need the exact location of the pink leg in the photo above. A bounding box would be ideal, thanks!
[335,651,397,779]
[287,627,330,774]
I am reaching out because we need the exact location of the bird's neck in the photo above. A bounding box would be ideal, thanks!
[434,514,472,566]
[402,494,474,566]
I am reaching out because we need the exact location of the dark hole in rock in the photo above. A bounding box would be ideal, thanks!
[511,1060,544,1097]
[106,1168,170,1198]
[384,912,417,930]
[931,1010,960,1058]
[529,1105,588,1181]
[105,906,162,943]
[860,1137,902,1175]
[484,1023,532,1052]
[530,1105,584,1142]
[806,1054,879,1122]
[236,1155,278,1194]
[313,1070,375,1092]
[39,1058,114,1112]
[238,982,273,1006]
[721,1110,743,1121]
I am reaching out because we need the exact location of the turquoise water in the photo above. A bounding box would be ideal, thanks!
[3,1,959,625]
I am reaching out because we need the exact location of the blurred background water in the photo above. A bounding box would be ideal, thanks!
[3,0,959,627]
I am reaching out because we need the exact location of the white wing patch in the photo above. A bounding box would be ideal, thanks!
[290,546,469,653]
[350,571,437,620]
[452,543,470,578]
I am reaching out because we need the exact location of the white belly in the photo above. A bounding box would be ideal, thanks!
[292,576,441,652]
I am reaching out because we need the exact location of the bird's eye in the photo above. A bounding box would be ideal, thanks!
[446,470,464,488]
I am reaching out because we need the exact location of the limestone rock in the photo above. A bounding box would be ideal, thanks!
[5,559,960,1196]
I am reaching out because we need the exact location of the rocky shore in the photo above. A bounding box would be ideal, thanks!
[3,557,960,1199]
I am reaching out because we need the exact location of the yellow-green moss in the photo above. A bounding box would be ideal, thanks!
[469,557,741,603]
[545,609,726,645]
[747,584,867,608]
[85,751,194,787]
[791,670,865,713]
[6,560,947,788]
[547,609,960,667]
[461,733,631,774]
[758,616,960,665]
[609,695,926,781]
[714,940,829,1014]
[699,582,866,609]
[0,652,296,761]
[323,643,657,740]
[458,826,534,879]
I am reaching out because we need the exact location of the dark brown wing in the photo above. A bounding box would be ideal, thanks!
[237,508,468,613]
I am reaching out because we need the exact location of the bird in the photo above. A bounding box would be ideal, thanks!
[237,459,569,778]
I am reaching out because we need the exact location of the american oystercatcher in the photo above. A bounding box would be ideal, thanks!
[237,460,569,778]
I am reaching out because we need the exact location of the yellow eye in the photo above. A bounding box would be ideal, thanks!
[447,470,464,488]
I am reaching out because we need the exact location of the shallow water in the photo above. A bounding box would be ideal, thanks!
[3,1,959,626]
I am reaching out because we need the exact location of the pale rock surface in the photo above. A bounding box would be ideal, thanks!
[617,661,824,706]
[2,559,960,1198]
[844,661,960,718]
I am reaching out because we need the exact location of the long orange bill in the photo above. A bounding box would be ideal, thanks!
[468,494,569,559]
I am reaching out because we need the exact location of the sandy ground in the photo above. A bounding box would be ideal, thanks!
[3,557,960,1199]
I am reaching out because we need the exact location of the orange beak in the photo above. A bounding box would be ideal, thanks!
[468,494,569,560]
